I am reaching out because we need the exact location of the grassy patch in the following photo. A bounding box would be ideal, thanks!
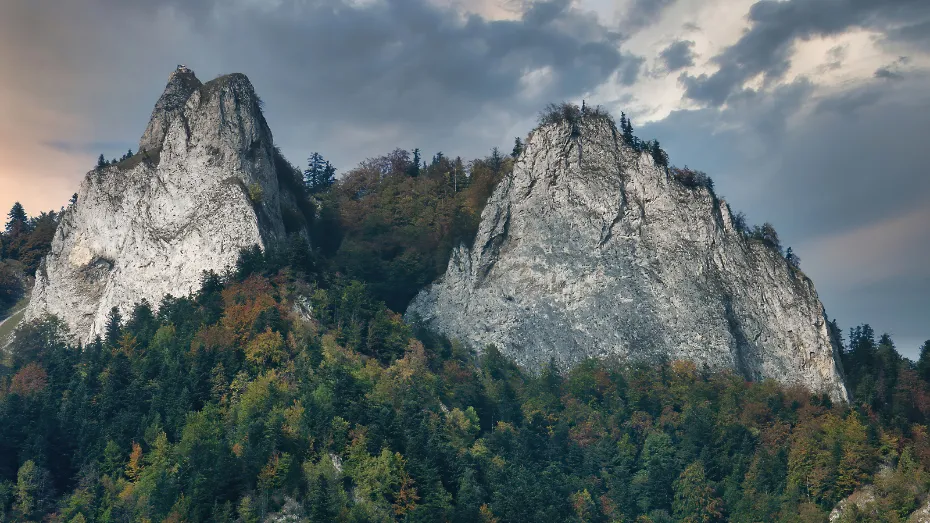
[0,306,26,348]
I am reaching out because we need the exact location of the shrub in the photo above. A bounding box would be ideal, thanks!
[248,183,264,204]
[670,167,714,190]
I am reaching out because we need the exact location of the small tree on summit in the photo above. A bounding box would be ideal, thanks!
[651,140,669,168]
[621,113,635,146]
[96,154,107,169]
[786,247,801,269]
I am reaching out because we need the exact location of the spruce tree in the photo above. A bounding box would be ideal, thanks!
[408,149,421,177]
[304,153,335,193]
[490,147,504,173]
[96,154,107,169]
[5,202,27,235]
[622,115,635,146]
[512,137,524,159]
[104,306,123,347]
[651,140,669,168]
[918,340,930,382]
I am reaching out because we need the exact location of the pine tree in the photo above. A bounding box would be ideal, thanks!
[104,306,123,347]
[304,153,336,193]
[917,340,930,382]
[511,137,524,159]
[408,149,421,177]
[97,154,107,169]
[621,114,635,146]
[489,147,503,173]
[6,202,27,234]
[786,247,801,269]
[651,140,669,168]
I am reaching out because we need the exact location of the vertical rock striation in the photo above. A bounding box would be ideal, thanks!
[27,67,306,343]
[408,112,849,401]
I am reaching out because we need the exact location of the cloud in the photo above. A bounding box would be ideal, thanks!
[874,66,903,80]
[817,44,847,73]
[873,56,910,80]
[658,40,695,72]
[0,0,641,214]
[679,0,930,106]
[642,69,930,355]
[619,0,679,33]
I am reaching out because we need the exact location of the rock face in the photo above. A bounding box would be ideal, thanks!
[407,113,849,401]
[27,67,307,343]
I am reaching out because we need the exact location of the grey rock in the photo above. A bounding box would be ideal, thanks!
[138,65,202,154]
[407,114,849,401]
[829,485,877,521]
[27,67,306,344]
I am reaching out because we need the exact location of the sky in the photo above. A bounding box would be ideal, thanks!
[1,0,928,356]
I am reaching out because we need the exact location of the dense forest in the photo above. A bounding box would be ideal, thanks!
[1,116,929,522]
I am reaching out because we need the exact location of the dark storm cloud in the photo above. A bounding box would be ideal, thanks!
[0,0,641,171]
[659,40,695,72]
[887,19,930,49]
[222,0,640,126]
[680,0,930,106]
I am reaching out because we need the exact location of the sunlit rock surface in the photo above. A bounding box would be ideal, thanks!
[27,67,300,343]
[408,113,849,401]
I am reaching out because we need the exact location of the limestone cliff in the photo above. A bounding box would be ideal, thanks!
[407,111,849,401]
[27,67,307,343]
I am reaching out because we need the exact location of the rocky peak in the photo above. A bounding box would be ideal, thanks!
[139,65,203,153]
[408,108,849,401]
[27,67,307,343]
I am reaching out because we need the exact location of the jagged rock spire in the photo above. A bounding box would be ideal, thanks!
[138,65,203,152]
[27,67,308,343]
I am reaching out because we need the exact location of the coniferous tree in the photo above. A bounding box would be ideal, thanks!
[651,140,669,168]
[622,114,635,146]
[408,149,421,177]
[785,247,801,269]
[96,154,107,169]
[104,306,123,347]
[489,147,504,173]
[304,153,336,193]
[918,340,930,382]
[512,137,524,159]
[6,202,27,234]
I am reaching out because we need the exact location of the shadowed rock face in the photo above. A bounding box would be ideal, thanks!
[27,67,301,343]
[408,114,849,401]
